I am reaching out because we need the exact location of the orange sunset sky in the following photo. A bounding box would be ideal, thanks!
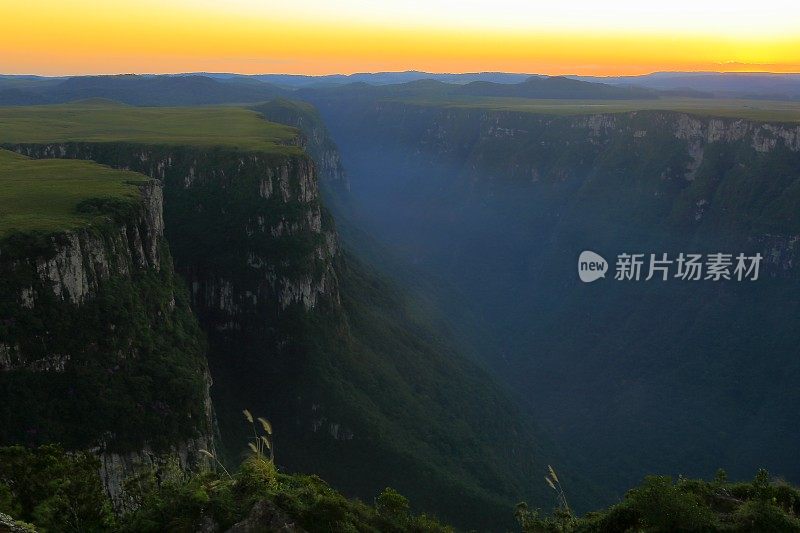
[2,0,799,76]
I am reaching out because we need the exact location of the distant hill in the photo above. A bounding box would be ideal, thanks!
[206,71,537,88]
[0,74,287,106]
[299,76,659,101]
[4,72,800,106]
[453,75,657,99]
[51,74,287,105]
[572,72,800,99]
[0,87,48,105]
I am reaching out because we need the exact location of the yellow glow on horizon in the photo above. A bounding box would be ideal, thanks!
[1,1,799,76]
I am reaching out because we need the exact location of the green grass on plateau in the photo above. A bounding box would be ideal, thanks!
[0,149,150,238]
[0,103,301,153]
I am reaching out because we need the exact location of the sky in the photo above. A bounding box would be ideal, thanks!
[2,0,800,76]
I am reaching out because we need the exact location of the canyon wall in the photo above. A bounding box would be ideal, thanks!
[4,143,343,458]
[0,175,213,509]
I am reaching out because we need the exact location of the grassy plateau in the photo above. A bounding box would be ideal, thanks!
[0,102,302,153]
[0,149,152,238]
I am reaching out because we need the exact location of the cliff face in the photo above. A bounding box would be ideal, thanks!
[0,181,162,371]
[0,177,213,509]
[0,182,163,314]
[8,143,340,313]
[253,100,349,188]
[4,142,344,466]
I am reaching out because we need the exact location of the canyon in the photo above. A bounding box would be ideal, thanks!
[307,96,800,500]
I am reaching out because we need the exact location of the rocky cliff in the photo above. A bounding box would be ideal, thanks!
[0,180,165,370]
[253,100,348,188]
[3,142,342,452]
[7,142,341,312]
[0,173,213,509]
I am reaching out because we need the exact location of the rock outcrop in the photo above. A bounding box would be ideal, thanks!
[0,512,35,533]
[224,500,307,533]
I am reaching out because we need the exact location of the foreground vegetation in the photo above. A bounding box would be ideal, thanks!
[518,469,800,532]
[0,443,452,533]
[2,443,800,532]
